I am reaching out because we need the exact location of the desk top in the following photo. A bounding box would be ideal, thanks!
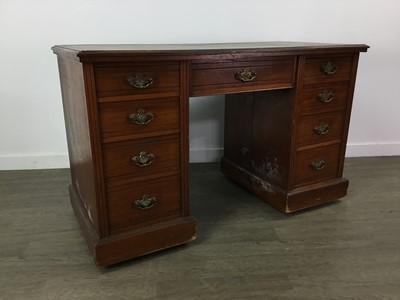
[52,41,369,62]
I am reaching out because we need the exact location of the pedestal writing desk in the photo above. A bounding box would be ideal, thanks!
[52,42,368,266]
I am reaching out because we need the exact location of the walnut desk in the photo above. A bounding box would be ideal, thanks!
[52,42,368,266]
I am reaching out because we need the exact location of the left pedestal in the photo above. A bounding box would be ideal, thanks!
[53,49,196,266]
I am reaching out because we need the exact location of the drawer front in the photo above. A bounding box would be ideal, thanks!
[300,84,349,114]
[294,144,341,186]
[302,55,354,85]
[191,58,295,95]
[296,112,345,146]
[107,175,181,233]
[99,97,180,141]
[94,62,180,97]
[102,136,180,180]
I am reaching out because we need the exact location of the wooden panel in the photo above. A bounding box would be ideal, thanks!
[302,55,353,85]
[99,97,180,142]
[296,111,345,146]
[224,93,255,170]
[294,144,341,187]
[106,175,181,233]
[56,57,101,233]
[94,62,179,97]
[251,90,295,188]
[102,135,180,180]
[224,90,295,189]
[300,83,349,115]
[191,58,295,96]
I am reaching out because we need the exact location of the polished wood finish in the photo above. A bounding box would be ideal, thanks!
[98,97,180,142]
[299,83,349,114]
[53,42,368,265]
[94,62,180,98]
[102,135,180,181]
[295,111,344,146]
[106,175,182,234]
[191,57,296,96]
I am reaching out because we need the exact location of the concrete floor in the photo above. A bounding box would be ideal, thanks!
[0,157,400,299]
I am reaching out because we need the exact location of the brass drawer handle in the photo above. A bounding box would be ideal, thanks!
[127,73,154,89]
[132,151,155,167]
[321,62,339,75]
[235,68,257,82]
[310,159,326,171]
[317,90,335,103]
[134,195,157,210]
[128,109,155,125]
[314,122,330,135]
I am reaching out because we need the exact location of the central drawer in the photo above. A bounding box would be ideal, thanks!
[191,57,296,96]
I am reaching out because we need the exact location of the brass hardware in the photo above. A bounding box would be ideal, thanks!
[318,90,335,103]
[310,159,326,171]
[314,122,330,135]
[321,62,339,75]
[128,109,155,125]
[134,195,157,210]
[235,68,257,82]
[132,151,155,167]
[127,73,154,89]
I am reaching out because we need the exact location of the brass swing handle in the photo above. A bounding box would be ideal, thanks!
[314,122,330,135]
[235,68,257,82]
[134,195,157,210]
[320,62,339,75]
[310,159,326,171]
[127,73,154,89]
[318,90,335,103]
[128,109,154,125]
[132,151,155,167]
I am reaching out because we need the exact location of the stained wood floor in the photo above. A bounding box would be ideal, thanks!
[1,157,400,299]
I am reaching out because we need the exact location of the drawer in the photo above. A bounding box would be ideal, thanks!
[94,62,180,97]
[302,55,354,85]
[99,97,180,142]
[107,175,181,233]
[102,136,180,180]
[191,58,295,96]
[294,144,341,187]
[300,83,349,114]
[296,111,345,146]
